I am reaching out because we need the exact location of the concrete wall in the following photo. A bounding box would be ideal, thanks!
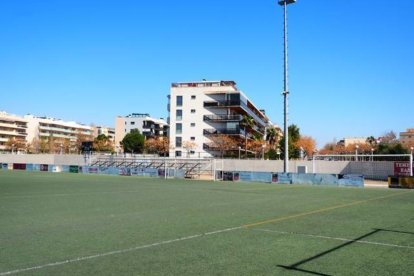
[0,154,395,180]
[0,154,89,166]
[217,159,393,180]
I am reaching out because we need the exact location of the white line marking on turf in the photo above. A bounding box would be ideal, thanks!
[0,226,242,276]
[254,228,414,250]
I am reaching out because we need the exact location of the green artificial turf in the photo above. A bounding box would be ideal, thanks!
[0,170,413,275]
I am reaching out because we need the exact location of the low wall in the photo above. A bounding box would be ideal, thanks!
[221,171,364,187]
[0,154,88,166]
[0,162,186,179]
[217,159,393,180]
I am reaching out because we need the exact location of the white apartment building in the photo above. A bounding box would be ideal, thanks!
[168,80,269,158]
[115,113,169,151]
[25,115,93,146]
[0,111,28,152]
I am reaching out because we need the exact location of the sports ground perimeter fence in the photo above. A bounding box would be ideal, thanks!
[0,153,412,183]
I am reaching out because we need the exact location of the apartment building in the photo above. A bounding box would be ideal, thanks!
[0,111,28,152]
[115,113,169,150]
[400,128,414,147]
[337,137,367,147]
[25,115,93,152]
[168,80,269,158]
[93,126,115,141]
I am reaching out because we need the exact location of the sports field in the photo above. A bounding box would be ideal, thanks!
[0,171,413,275]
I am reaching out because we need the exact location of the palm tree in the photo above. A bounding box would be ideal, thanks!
[266,127,279,149]
[240,115,254,158]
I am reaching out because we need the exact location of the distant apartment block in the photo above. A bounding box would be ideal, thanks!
[400,128,414,147]
[168,80,269,158]
[115,113,169,151]
[0,111,28,152]
[93,126,115,141]
[24,115,93,153]
[337,137,367,147]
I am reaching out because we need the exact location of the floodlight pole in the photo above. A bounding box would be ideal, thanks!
[278,0,295,173]
[410,147,413,177]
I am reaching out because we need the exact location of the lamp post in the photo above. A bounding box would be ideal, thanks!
[371,148,374,162]
[276,148,281,160]
[262,144,265,160]
[299,146,304,160]
[355,145,359,161]
[11,143,15,154]
[278,0,296,173]
[238,146,241,159]
[411,147,413,177]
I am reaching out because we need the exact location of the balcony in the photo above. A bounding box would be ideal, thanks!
[203,128,243,136]
[203,100,241,108]
[203,115,242,122]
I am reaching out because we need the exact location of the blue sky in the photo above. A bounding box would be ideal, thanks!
[1,0,413,147]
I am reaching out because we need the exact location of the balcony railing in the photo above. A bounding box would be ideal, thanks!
[203,100,241,108]
[203,128,243,136]
[203,115,242,122]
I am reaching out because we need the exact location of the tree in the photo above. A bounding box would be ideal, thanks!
[207,135,238,158]
[75,130,94,153]
[366,136,377,147]
[381,131,397,144]
[145,137,170,156]
[296,136,317,158]
[5,137,26,153]
[93,134,114,153]
[183,141,197,157]
[279,124,301,159]
[121,130,145,154]
[266,126,281,149]
[240,115,254,158]
[247,139,266,159]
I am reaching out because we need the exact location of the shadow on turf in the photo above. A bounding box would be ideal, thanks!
[277,228,413,275]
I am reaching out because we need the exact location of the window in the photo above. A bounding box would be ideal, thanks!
[176,110,182,121]
[191,123,196,127]
[191,109,196,113]
[190,150,195,155]
[131,122,135,125]
[190,137,196,141]
[191,95,196,100]
[176,137,182,147]
[175,151,182,157]
[177,96,183,107]
[176,123,182,134]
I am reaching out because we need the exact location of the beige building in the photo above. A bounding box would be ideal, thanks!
[400,128,414,147]
[0,111,28,152]
[337,137,367,147]
[115,113,169,151]
[93,126,115,141]
[25,115,93,153]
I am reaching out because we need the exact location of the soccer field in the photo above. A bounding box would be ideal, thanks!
[0,171,413,275]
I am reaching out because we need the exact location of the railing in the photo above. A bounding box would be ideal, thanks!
[203,100,241,108]
[203,115,242,122]
[203,128,243,135]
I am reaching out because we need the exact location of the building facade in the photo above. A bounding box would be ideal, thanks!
[400,128,414,147]
[168,80,269,158]
[115,113,169,151]
[337,137,367,147]
[0,112,28,152]
[93,126,115,141]
[25,115,93,153]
